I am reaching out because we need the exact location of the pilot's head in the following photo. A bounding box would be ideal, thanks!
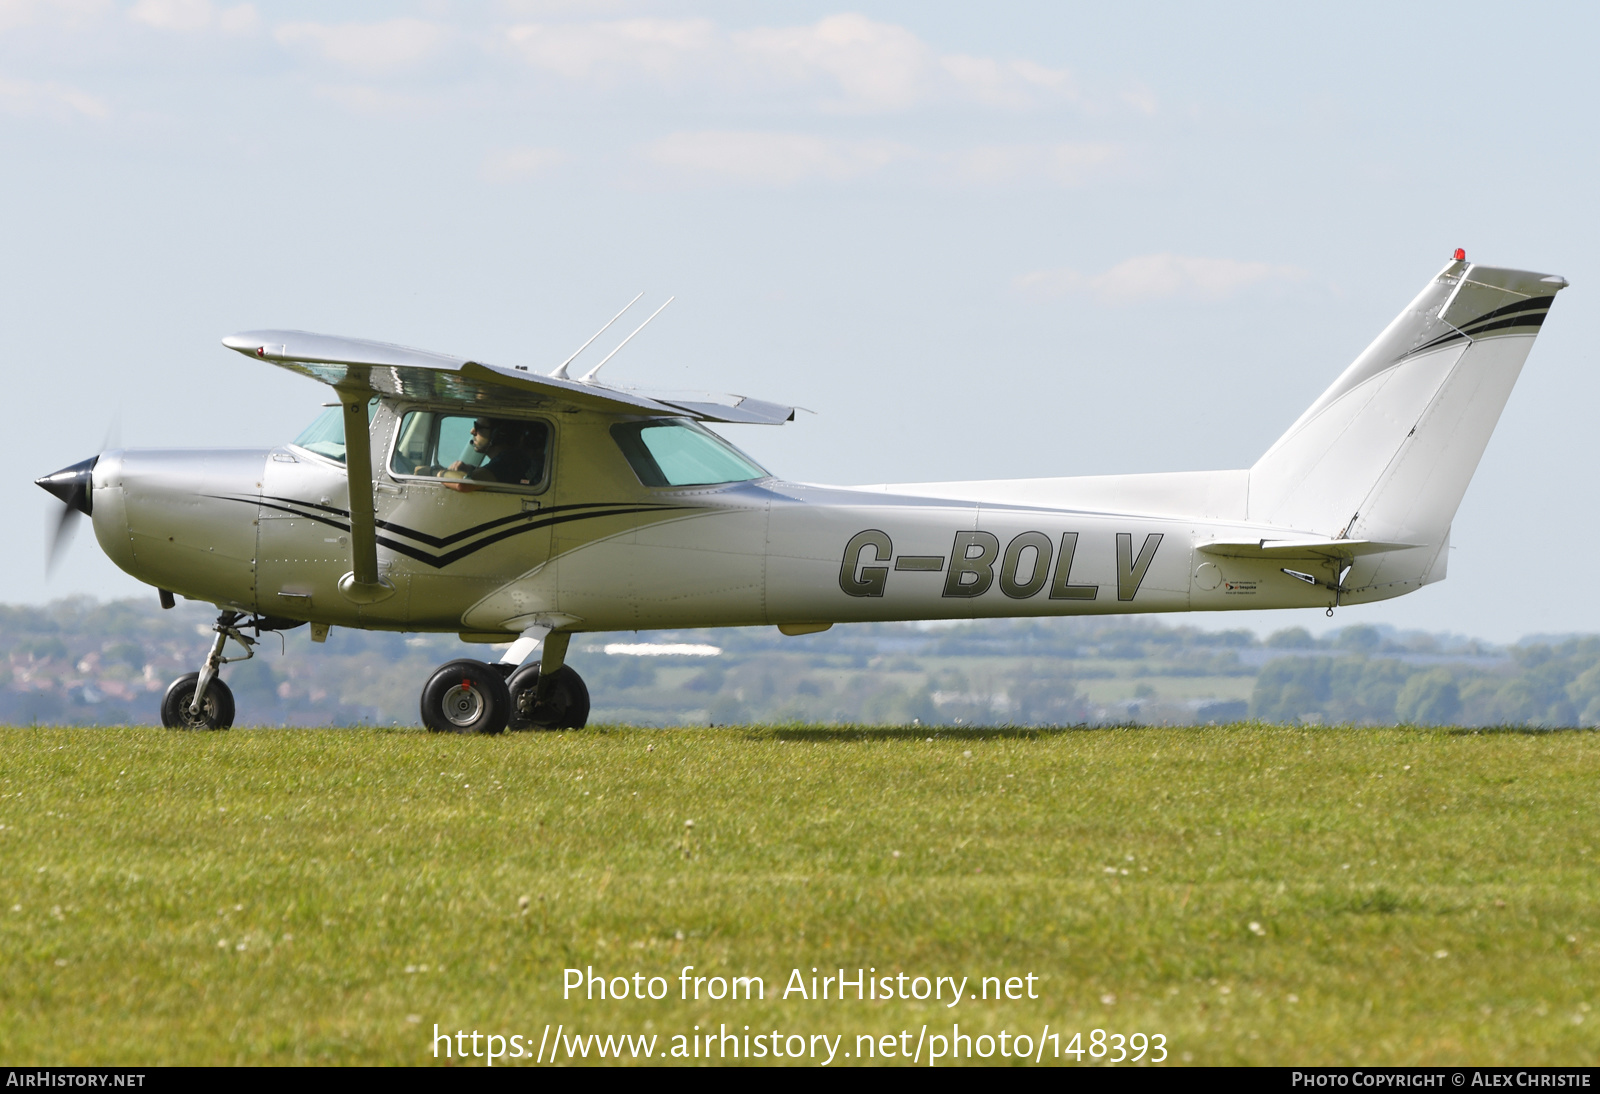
[470,418,506,453]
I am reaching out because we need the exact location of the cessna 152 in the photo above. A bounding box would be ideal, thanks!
[35,252,1565,733]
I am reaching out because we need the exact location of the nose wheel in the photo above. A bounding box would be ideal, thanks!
[420,659,512,734]
[160,672,236,730]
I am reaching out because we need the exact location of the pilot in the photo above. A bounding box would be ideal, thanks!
[441,418,536,493]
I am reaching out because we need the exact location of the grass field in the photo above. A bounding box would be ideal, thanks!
[1,724,1595,1066]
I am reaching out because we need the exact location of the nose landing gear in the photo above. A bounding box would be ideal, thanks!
[160,610,257,730]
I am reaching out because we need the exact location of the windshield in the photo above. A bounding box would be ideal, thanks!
[611,419,767,488]
[291,401,377,464]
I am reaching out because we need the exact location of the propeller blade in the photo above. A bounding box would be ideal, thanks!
[46,506,81,574]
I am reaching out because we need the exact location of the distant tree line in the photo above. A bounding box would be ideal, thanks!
[1252,631,1600,726]
[1,598,1596,727]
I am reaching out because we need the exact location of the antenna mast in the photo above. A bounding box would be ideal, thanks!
[550,291,643,380]
[579,296,675,382]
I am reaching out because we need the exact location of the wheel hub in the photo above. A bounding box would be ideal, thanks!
[443,682,484,727]
[180,689,215,729]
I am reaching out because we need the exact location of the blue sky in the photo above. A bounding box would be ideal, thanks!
[6,1,1596,642]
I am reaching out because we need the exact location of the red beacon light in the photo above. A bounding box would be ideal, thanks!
[1454,247,1467,261]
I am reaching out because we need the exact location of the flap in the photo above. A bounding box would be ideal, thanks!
[650,394,796,425]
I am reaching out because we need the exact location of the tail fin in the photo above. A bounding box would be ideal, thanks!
[1249,256,1566,549]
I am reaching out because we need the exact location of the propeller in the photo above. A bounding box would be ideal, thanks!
[36,455,98,574]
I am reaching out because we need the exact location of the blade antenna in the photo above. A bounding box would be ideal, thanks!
[579,297,674,383]
[550,292,643,380]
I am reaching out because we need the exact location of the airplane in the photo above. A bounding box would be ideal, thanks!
[36,251,1566,733]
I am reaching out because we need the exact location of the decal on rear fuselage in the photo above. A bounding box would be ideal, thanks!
[838,529,1162,602]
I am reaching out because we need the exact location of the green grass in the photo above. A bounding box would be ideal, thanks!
[1,724,1595,1066]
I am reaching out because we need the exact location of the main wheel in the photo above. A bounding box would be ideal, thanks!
[160,673,236,730]
[420,659,512,735]
[507,664,590,730]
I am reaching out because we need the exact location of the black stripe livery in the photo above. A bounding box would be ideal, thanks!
[1406,295,1553,358]
[212,495,695,569]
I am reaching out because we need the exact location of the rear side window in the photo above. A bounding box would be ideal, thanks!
[611,419,767,488]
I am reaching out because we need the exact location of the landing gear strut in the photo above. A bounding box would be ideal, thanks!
[504,630,589,730]
[160,610,257,730]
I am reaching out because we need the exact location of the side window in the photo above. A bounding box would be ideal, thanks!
[611,418,768,487]
[390,409,434,472]
[389,412,550,491]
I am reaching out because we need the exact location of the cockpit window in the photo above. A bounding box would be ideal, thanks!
[389,411,550,491]
[610,418,767,488]
[291,401,377,464]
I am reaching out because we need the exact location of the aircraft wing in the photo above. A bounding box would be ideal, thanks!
[223,330,794,424]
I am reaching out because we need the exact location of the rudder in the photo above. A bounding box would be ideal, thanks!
[1248,256,1566,551]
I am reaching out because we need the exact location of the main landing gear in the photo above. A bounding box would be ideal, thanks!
[160,610,258,730]
[158,609,592,734]
[419,631,590,734]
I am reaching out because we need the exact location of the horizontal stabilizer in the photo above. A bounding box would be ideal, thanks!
[222,330,796,425]
[1198,538,1422,561]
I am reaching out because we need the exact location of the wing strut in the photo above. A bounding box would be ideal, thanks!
[336,390,395,605]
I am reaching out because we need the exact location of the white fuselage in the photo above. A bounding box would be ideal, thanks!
[87,415,1421,641]
[80,257,1563,642]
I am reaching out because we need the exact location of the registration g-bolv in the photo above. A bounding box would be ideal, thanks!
[35,254,1567,732]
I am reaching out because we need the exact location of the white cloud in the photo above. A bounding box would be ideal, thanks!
[1016,254,1309,304]
[733,14,932,112]
[495,0,638,14]
[502,13,1083,113]
[0,73,107,118]
[128,0,256,34]
[0,0,38,32]
[481,145,569,183]
[275,18,448,73]
[1121,83,1159,116]
[939,54,1079,109]
[636,134,1122,189]
[952,142,1120,186]
[503,18,715,83]
[0,0,112,34]
[643,131,910,185]
[311,83,451,117]
[130,0,207,32]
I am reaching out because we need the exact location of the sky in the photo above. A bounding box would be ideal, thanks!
[5,0,1596,643]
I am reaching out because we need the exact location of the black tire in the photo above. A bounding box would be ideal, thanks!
[507,664,591,730]
[160,673,236,730]
[420,659,512,735]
